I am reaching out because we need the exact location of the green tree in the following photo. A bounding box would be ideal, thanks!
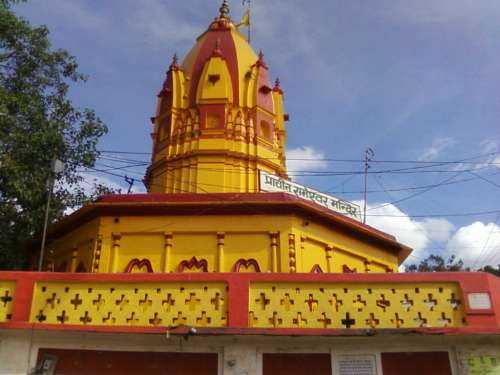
[481,264,500,277]
[0,1,109,269]
[405,254,468,272]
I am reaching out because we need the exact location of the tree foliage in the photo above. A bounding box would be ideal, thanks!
[481,264,500,277]
[406,254,500,277]
[405,254,467,273]
[0,2,109,269]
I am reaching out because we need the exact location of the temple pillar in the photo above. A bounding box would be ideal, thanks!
[217,232,225,272]
[109,233,121,273]
[223,343,259,375]
[163,232,173,272]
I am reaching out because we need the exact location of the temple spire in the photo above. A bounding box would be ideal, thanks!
[219,0,230,19]
[169,53,179,70]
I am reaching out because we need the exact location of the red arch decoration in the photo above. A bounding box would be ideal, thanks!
[124,258,154,273]
[177,257,208,272]
[310,264,324,274]
[231,258,261,273]
[342,265,357,274]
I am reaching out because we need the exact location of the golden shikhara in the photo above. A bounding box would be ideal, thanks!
[145,0,288,193]
[30,282,227,327]
[39,1,413,278]
[248,282,466,329]
[0,281,15,322]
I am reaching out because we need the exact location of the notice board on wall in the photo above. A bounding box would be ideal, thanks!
[336,355,377,375]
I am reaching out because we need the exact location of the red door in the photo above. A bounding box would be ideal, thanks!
[37,349,218,375]
[381,352,452,375]
[263,353,332,375]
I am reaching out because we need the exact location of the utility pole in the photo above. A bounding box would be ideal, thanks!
[363,148,374,224]
[38,159,64,271]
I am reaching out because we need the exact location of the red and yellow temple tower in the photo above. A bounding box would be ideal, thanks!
[0,2,498,374]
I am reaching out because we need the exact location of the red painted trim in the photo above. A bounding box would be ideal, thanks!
[177,257,209,272]
[189,29,239,106]
[0,271,498,336]
[10,275,35,323]
[227,275,249,327]
[124,258,154,273]
[0,270,495,284]
[232,259,261,272]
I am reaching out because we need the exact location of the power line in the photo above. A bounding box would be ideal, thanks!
[366,209,500,218]
[367,171,465,212]
[81,167,500,219]
[97,149,500,165]
[86,161,500,196]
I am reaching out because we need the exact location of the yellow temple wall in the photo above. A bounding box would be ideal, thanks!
[97,214,291,273]
[148,150,282,194]
[46,218,100,272]
[290,216,399,274]
[44,213,399,275]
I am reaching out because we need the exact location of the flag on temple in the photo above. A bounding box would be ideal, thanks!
[237,9,250,28]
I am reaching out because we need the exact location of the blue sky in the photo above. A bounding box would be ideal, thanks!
[15,1,500,268]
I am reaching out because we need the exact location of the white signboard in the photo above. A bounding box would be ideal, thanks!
[467,293,492,310]
[259,171,362,222]
[336,355,377,375]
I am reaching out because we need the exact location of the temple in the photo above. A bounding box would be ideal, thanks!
[0,1,499,374]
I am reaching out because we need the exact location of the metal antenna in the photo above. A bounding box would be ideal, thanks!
[125,176,135,194]
[363,148,374,224]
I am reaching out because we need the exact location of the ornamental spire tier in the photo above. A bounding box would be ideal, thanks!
[145,2,288,193]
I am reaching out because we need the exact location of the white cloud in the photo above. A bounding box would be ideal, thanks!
[380,0,500,26]
[355,201,428,253]
[20,0,107,31]
[479,140,500,168]
[481,139,498,154]
[445,221,500,269]
[452,140,500,172]
[353,200,456,268]
[418,137,456,161]
[353,199,500,269]
[126,0,199,50]
[420,218,456,243]
[286,146,328,173]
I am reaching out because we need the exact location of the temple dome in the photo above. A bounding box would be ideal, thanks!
[146,1,288,194]
[180,11,260,107]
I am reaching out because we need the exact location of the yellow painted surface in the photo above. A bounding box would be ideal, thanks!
[46,218,100,272]
[45,12,408,282]
[249,282,465,329]
[293,216,398,272]
[147,16,287,194]
[464,354,500,374]
[197,56,233,103]
[231,29,258,106]
[46,213,402,274]
[0,281,15,322]
[30,281,227,327]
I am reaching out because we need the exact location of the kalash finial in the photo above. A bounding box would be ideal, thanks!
[219,0,230,19]
[169,53,179,70]
[273,77,283,94]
